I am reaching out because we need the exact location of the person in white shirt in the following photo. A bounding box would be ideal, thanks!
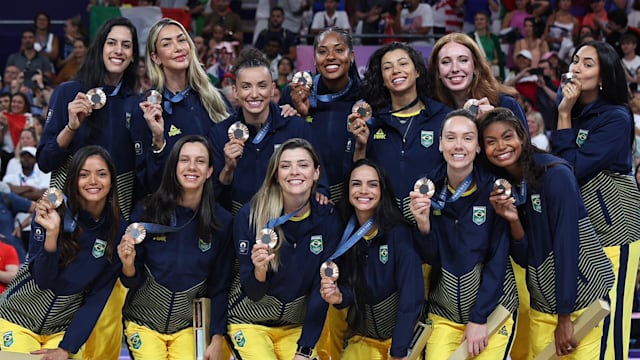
[527,111,550,151]
[311,0,351,34]
[621,33,640,83]
[395,0,434,45]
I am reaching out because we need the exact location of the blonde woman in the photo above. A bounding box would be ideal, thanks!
[132,18,231,196]
[227,138,342,360]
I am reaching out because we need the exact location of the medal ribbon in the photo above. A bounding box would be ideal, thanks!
[134,210,198,234]
[264,202,309,230]
[309,74,353,108]
[329,215,375,261]
[163,87,191,114]
[252,118,272,144]
[108,81,122,97]
[431,173,474,210]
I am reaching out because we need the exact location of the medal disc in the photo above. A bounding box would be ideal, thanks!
[87,88,107,110]
[494,178,512,197]
[414,178,436,198]
[126,223,147,244]
[227,121,250,142]
[292,71,313,89]
[351,100,372,122]
[42,188,63,208]
[257,228,279,249]
[320,261,339,281]
[144,89,162,105]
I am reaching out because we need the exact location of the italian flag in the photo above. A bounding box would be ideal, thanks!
[89,6,192,56]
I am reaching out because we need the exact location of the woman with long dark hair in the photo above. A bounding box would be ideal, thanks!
[119,135,232,359]
[320,158,423,359]
[553,40,640,359]
[0,145,125,360]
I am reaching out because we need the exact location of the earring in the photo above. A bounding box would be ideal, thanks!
[599,83,603,91]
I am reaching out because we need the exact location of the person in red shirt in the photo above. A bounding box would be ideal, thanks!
[0,240,19,293]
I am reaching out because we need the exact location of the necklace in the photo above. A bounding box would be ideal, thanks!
[394,114,415,144]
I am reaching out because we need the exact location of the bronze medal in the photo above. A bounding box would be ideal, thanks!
[42,188,63,208]
[561,72,575,85]
[227,121,249,142]
[414,178,435,198]
[494,178,512,197]
[86,88,107,110]
[292,71,313,89]
[257,228,278,249]
[144,89,162,105]
[320,261,339,281]
[351,100,372,122]
[463,98,479,117]
[126,222,147,244]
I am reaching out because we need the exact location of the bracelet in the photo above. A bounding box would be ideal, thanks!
[152,139,167,154]
[66,124,79,132]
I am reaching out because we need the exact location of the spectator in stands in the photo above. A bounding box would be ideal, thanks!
[501,0,534,70]
[622,33,640,83]
[0,237,19,294]
[134,57,152,94]
[606,9,640,58]
[3,146,50,253]
[279,0,309,34]
[57,16,86,71]
[536,56,559,129]
[0,181,33,264]
[394,0,433,45]
[6,128,40,178]
[206,23,226,66]
[5,29,55,89]
[582,0,608,38]
[470,10,505,80]
[0,93,10,113]
[53,38,88,86]
[311,0,351,34]
[255,6,300,61]
[33,12,60,64]
[276,56,294,90]
[514,17,549,68]
[206,41,236,89]
[202,0,244,44]
[504,49,539,107]
[431,0,464,39]
[462,0,489,32]
[253,0,271,44]
[0,93,32,178]
[263,36,284,80]
[193,35,208,66]
[1,66,22,95]
[543,0,579,55]
[527,111,550,150]
[630,0,640,28]
[354,0,391,45]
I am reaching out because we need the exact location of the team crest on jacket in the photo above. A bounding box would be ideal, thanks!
[2,331,13,347]
[92,239,106,258]
[531,194,542,213]
[379,244,389,264]
[310,235,323,255]
[472,206,486,225]
[233,330,246,347]
[576,129,589,147]
[129,332,142,350]
[199,238,211,252]
[421,130,434,148]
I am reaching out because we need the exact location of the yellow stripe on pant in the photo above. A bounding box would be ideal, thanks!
[602,241,640,360]
[425,313,515,359]
[0,318,82,358]
[510,259,532,360]
[227,323,313,360]
[83,278,127,359]
[124,320,195,360]
[529,307,604,359]
[342,335,392,360]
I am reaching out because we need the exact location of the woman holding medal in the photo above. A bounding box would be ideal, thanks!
[319,158,424,360]
[132,18,230,196]
[35,17,138,360]
[211,48,321,215]
[480,107,615,357]
[408,109,518,359]
[0,145,126,360]
[352,42,450,221]
[279,27,362,202]
[118,135,233,360]
[553,40,640,360]
[227,138,342,360]
[427,32,527,127]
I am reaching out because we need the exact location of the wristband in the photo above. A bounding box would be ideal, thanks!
[152,139,167,154]
[66,124,79,132]
[296,346,313,358]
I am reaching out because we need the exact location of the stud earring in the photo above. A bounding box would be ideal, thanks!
[599,83,603,91]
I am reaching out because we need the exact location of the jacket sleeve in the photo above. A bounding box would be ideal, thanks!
[390,227,425,357]
[208,208,234,336]
[469,214,510,324]
[58,260,120,353]
[36,84,73,173]
[28,220,60,288]
[120,204,146,289]
[551,107,633,183]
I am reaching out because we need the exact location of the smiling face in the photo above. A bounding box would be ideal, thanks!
[277,148,320,199]
[440,115,479,173]
[102,25,134,79]
[19,130,37,147]
[175,142,213,192]
[482,121,524,173]
[381,49,419,94]
[78,155,112,210]
[233,66,274,119]
[152,24,190,73]
[10,95,27,114]
[315,31,353,82]
[438,42,475,96]
[349,165,381,220]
